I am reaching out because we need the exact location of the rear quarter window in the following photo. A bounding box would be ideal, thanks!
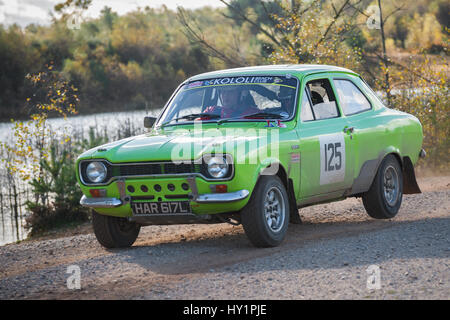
[333,79,372,116]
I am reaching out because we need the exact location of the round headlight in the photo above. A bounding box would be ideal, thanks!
[207,156,229,179]
[86,162,107,183]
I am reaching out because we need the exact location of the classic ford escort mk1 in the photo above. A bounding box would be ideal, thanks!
[77,65,425,248]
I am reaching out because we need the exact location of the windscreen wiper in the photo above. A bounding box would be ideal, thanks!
[217,112,287,125]
[159,113,221,128]
[242,112,286,119]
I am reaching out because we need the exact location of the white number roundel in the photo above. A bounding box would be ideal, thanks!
[319,133,346,185]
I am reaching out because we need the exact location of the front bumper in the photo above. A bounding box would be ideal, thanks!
[194,189,249,203]
[80,196,123,208]
[80,189,250,209]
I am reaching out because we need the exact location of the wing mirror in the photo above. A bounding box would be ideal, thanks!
[144,116,157,128]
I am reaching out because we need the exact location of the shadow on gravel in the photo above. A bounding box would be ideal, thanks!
[109,216,450,276]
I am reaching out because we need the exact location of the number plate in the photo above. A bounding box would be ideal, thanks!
[131,201,191,215]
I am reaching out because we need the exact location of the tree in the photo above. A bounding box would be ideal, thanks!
[54,0,92,13]
[434,0,449,32]
[179,0,367,69]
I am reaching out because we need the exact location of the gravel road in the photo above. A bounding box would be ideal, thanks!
[0,176,449,300]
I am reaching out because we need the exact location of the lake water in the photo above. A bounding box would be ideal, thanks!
[0,109,162,143]
[0,109,162,246]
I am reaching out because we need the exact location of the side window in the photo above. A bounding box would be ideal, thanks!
[333,79,371,115]
[306,79,339,120]
[300,88,314,121]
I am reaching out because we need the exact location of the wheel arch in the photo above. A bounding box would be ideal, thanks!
[253,161,290,192]
[251,161,301,223]
[350,148,403,196]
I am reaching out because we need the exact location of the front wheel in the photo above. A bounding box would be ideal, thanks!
[241,176,289,247]
[92,211,141,248]
[362,154,403,219]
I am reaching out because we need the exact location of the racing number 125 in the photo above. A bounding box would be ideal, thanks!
[319,133,345,185]
[324,142,342,172]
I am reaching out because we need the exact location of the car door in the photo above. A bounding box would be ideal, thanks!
[332,75,378,187]
[296,75,355,200]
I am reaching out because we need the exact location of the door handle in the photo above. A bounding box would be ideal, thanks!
[343,127,355,134]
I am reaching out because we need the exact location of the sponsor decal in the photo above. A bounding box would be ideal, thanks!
[264,120,287,128]
[264,120,275,127]
[187,81,203,88]
[203,76,275,86]
[185,75,297,90]
[290,153,300,163]
[273,77,283,83]
[276,120,287,128]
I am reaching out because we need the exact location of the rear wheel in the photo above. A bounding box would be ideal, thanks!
[362,155,403,219]
[241,176,289,247]
[92,211,141,248]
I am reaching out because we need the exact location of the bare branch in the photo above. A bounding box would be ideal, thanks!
[218,0,283,48]
[331,1,339,16]
[383,3,405,24]
[317,0,352,45]
[347,1,370,18]
[260,0,281,40]
[176,8,243,67]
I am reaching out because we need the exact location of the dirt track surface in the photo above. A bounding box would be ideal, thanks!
[0,176,449,300]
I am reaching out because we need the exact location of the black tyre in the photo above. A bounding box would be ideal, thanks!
[92,211,141,248]
[362,154,403,219]
[241,175,290,247]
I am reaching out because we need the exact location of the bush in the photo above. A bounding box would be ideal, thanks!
[387,55,449,172]
[24,141,90,236]
[25,202,89,236]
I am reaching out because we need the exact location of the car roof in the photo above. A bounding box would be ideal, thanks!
[188,64,357,82]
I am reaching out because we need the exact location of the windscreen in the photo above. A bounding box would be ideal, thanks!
[157,75,298,127]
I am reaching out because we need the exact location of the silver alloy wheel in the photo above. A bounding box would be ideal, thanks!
[264,187,286,233]
[383,165,399,206]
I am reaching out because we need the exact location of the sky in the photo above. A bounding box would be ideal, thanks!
[0,0,225,27]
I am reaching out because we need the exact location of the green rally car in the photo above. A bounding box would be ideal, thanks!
[77,64,425,248]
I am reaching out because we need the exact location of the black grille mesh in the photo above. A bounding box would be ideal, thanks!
[117,162,200,177]
[119,164,162,176]
[163,163,198,174]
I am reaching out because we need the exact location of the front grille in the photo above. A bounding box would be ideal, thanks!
[163,163,199,174]
[116,162,200,177]
[119,164,162,176]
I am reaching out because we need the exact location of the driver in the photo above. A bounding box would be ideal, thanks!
[204,86,259,118]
